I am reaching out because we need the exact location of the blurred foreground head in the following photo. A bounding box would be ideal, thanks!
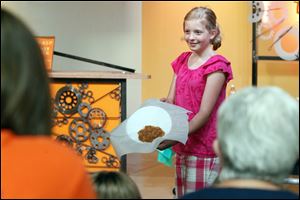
[1,9,51,135]
[216,86,299,184]
[93,171,142,199]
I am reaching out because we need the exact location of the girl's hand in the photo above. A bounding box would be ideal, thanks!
[160,97,167,102]
[160,98,173,104]
[157,140,178,151]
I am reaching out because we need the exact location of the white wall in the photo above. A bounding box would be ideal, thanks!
[2,1,142,116]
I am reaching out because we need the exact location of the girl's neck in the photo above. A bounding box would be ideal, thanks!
[192,47,215,60]
[215,179,281,191]
[188,48,216,69]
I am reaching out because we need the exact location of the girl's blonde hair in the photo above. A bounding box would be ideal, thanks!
[184,7,222,50]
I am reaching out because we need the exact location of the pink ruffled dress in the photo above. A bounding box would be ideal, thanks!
[171,52,233,157]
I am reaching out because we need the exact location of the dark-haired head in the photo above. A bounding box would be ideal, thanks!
[1,9,52,135]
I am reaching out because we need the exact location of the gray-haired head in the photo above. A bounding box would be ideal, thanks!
[217,86,299,184]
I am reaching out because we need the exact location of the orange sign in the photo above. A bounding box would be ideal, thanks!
[36,36,55,71]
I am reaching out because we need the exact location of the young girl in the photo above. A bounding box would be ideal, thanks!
[157,7,233,197]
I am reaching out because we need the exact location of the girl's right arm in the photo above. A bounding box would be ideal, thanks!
[157,74,178,150]
[161,74,177,104]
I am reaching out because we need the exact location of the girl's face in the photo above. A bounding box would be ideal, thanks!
[184,19,215,53]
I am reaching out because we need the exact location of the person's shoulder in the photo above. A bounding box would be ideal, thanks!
[181,188,299,199]
[171,51,191,71]
[3,133,83,166]
[2,132,89,181]
[2,134,96,198]
[176,51,192,60]
[36,137,84,164]
[208,54,231,65]
[201,54,233,80]
[202,54,232,73]
[12,135,72,152]
[180,188,222,199]
[179,51,192,56]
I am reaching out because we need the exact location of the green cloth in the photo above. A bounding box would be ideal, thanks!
[157,148,174,167]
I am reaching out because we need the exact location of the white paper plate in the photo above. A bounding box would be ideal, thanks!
[126,106,172,143]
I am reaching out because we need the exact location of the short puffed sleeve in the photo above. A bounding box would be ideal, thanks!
[203,56,233,83]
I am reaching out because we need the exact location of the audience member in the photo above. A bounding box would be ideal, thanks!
[93,171,142,199]
[181,86,299,199]
[1,9,96,198]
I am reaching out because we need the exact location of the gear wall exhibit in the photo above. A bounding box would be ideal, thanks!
[51,79,121,172]
[49,71,149,172]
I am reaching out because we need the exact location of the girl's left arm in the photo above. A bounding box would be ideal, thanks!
[188,71,226,135]
[157,71,226,150]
